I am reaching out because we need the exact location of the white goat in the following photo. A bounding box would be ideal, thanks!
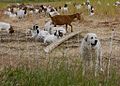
[44,28,65,44]
[37,29,50,41]
[75,4,81,10]
[4,11,11,16]
[49,26,66,36]
[34,9,39,14]
[0,22,14,34]
[17,9,25,19]
[114,1,120,6]
[61,7,68,14]
[44,20,54,32]
[90,6,95,16]
[44,20,66,36]
[49,11,60,17]
[60,4,68,14]
[4,11,17,18]
[44,30,59,44]
[30,28,38,38]
[30,24,50,42]
[87,4,91,11]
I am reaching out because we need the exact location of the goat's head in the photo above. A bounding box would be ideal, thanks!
[30,28,38,38]
[9,26,14,34]
[64,4,68,7]
[54,30,59,38]
[54,30,63,38]
[33,24,39,30]
[58,30,63,37]
[75,13,82,20]
[29,24,40,38]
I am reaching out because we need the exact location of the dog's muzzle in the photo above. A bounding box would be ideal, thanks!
[91,40,98,47]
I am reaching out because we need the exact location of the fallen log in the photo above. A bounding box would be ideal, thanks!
[44,30,86,53]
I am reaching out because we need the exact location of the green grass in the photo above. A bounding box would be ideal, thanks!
[0,0,119,17]
[0,59,119,86]
[0,0,72,3]
[0,0,119,86]
[0,3,8,9]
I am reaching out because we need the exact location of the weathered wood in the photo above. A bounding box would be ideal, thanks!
[44,30,85,53]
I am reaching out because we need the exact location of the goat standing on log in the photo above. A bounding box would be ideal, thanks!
[50,13,81,32]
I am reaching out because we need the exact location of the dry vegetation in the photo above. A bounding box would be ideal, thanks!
[0,0,120,86]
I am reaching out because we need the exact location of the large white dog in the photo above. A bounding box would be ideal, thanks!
[80,33,102,76]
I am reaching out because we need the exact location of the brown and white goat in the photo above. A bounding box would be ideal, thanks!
[50,13,82,32]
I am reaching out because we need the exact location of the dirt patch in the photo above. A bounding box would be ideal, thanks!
[0,12,120,73]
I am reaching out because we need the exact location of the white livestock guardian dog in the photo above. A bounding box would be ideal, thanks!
[80,33,103,76]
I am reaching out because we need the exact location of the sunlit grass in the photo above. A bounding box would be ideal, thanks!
[0,3,8,9]
[0,59,119,86]
[0,0,119,17]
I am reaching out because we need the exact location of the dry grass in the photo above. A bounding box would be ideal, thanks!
[0,12,120,85]
[0,1,120,85]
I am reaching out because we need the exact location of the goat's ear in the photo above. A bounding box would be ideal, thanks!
[54,31,57,36]
[33,25,36,30]
[10,25,13,30]
[35,25,39,29]
[37,29,39,34]
[85,35,88,42]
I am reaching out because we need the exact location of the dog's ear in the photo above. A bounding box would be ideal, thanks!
[85,35,88,42]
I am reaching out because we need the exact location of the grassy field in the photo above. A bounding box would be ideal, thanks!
[0,0,119,17]
[0,60,120,86]
[0,0,120,86]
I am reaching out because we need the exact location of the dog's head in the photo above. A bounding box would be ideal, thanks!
[84,33,99,47]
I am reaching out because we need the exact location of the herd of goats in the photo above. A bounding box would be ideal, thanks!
[0,0,120,76]
[0,0,119,44]
[0,0,93,44]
